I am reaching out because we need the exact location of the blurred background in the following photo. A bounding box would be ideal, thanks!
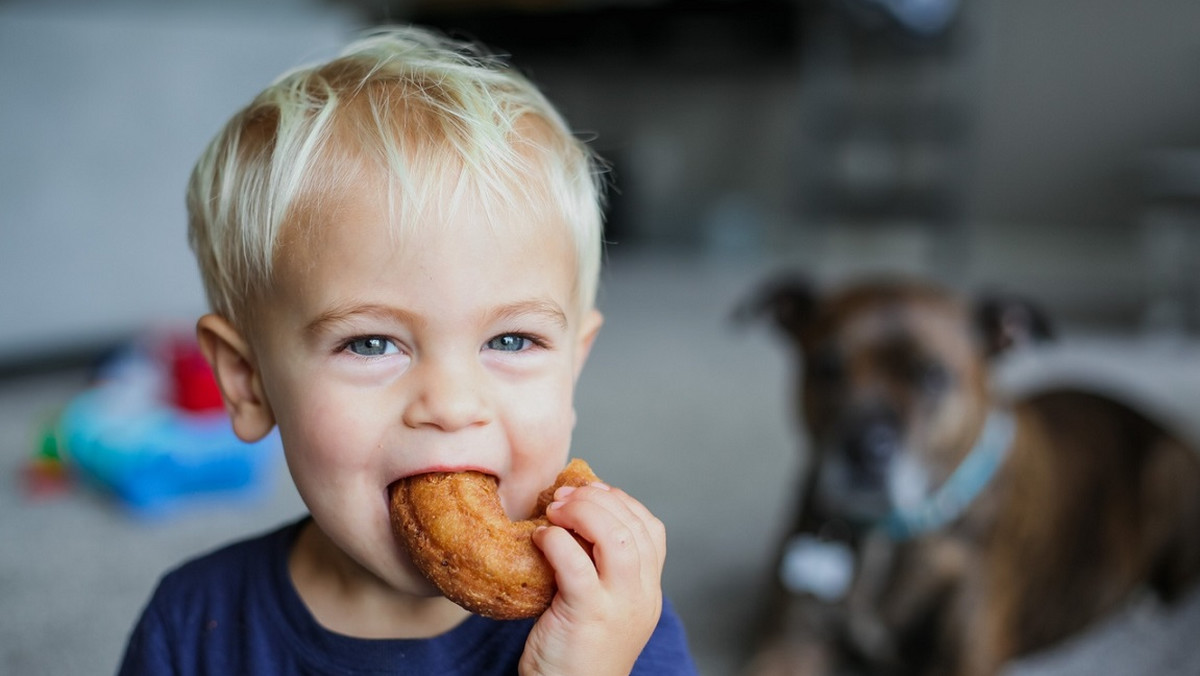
[3,0,1200,674]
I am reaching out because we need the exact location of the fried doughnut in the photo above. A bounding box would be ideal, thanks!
[389,458,600,620]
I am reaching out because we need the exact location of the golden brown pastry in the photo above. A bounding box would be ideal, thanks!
[390,458,600,619]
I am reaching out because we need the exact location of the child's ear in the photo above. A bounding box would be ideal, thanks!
[195,313,276,442]
[572,309,604,382]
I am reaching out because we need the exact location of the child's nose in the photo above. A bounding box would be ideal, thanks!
[401,356,492,432]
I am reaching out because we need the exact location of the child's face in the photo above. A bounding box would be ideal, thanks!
[243,174,601,595]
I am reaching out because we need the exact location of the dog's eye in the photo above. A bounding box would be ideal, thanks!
[807,352,843,383]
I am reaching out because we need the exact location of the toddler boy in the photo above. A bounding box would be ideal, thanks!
[118,26,696,675]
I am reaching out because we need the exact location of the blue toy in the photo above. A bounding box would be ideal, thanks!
[55,334,280,517]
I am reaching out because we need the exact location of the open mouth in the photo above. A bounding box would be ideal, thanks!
[387,464,500,495]
[386,467,514,526]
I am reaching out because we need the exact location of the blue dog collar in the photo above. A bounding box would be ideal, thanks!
[880,409,1015,540]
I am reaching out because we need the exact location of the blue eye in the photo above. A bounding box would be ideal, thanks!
[344,336,397,357]
[486,334,531,352]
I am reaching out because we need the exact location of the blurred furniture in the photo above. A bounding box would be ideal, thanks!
[1139,148,1200,336]
[790,0,978,283]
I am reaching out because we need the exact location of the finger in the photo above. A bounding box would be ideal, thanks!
[531,525,601,600]
[546,487,654,582]
[598,486,667,567]
[553,484,666,570]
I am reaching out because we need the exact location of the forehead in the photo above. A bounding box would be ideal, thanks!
[284,130,569,249]
[816,291,976,361]
[295,167,569,254]
[271,161,579,307]
[256,98,592,316]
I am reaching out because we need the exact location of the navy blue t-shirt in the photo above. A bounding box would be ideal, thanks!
[118,519,697,675]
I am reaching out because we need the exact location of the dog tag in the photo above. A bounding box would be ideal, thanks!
[779,534,855,601]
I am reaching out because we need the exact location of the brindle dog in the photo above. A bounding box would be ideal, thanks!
[737,275,1200,676]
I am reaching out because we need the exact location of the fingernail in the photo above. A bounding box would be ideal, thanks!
[590,481,611,491]
[554,486,577,500]
[548,500,565,511]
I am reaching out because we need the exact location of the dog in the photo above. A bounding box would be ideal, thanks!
[736,274,1200,676]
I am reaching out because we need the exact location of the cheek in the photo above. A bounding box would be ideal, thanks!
[509,410,575,468]
[276,397,389,528]
[510,371,577,432]
[273,383,382,475]
[501,376,578,505]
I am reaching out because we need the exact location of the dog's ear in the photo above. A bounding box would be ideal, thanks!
[974,292,1054,358]
[732,274,818,342]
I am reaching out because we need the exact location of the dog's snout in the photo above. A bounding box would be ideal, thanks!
[845,419,902,480]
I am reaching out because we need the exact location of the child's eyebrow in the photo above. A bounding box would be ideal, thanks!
[304,304,424,337]
[303,299,568,336]
[487,300,569,331]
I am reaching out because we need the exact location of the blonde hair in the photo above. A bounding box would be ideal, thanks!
[187,26,606,328]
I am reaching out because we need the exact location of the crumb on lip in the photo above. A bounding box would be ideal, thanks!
[388,467,499,491]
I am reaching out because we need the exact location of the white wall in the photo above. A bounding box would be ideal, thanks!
[0,3,357,362]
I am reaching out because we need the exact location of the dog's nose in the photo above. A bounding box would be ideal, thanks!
[845,420,901,482]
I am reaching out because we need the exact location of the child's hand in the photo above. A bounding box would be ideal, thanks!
[519,482,666,676]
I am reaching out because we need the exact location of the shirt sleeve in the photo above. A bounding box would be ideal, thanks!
[631,599,699,676]
[116,594,176,676]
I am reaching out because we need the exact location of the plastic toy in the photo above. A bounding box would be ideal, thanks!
[51,332,279,517]
[22,416,73,498]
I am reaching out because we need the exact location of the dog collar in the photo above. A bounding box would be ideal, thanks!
[880,409,1015,540]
